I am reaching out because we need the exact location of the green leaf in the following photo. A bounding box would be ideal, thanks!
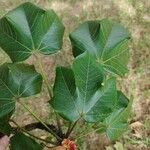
[10,132,43,150]
[0,113,12,135]
[51,52,117,122]
[51,66,78,121]
[0,2,64,62]
[116,91,129,109]
[70,19,130,76]
[0,63,42,117]
[104,109,128,141]
[103,95,132,141]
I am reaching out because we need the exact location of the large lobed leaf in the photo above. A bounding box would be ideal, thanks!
[70,19,130,76]
[103,96,132,141]
[10,132,43,150]
[0,63,42,118]
[51,51,131,140]
[51,52,118,122]
[0,2,65,62]
[95,91,132,141]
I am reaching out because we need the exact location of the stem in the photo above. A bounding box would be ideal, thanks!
[55,113,63,135]
[65,122,72,138]
[10,119,57,145]
[34,54,53,98]
[34,54,62,136]
[65,120,78,138]
[76,126,104,140]
[17,100,62,141]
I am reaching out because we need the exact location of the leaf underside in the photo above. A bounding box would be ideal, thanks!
[70,19,130,76]
[0,2,65,62]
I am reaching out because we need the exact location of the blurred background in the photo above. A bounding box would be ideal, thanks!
[0,0,150,149]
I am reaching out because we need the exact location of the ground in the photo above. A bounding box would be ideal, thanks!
[0,0,150,150]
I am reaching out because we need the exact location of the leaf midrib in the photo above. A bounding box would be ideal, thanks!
[82,54,90,114]
[60,68,80,116]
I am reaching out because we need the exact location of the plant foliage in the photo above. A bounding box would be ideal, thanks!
[0,2,64,62]
[70,20,130,76]
[0,2,132,149]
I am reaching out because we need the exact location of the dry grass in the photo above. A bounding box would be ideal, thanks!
[0,0,150,149]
